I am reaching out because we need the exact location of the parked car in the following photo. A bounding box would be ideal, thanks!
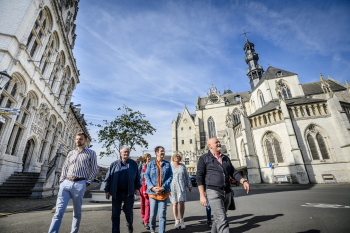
[230,177,239,186]
[189,175,197,187]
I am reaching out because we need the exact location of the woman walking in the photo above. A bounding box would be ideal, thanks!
[138,153,151,230]
[145,146,173,233]
[170,153,192,229]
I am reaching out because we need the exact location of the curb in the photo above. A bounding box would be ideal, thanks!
[0,204,54,217]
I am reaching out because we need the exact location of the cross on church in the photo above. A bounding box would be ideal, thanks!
[240,28,250,39]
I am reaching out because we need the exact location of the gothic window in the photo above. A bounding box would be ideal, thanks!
[277,80,292,99]
[251,100,256,112]
[263,132,284,164]
[26,8,53,59]
[190,139,192,144]
[258,91,265,106]
[232,108,241,125]
[305,125,331,161]
[39,32,59,78]
[208,117,217,138]
[181,140,184,144]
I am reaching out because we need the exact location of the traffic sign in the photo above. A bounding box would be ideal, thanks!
[269,163,273,168]
[0,107,21,115]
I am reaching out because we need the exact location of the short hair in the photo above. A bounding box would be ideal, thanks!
[142,153,151,163]
[172,153,182,162]
[154,146,165,153]
[121,147,130,153]
[76,132,88,139]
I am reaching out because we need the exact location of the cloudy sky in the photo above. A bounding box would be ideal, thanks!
[71,0,350,167]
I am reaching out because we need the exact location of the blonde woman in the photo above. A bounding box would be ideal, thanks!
[138,153,151,230]
[170,153,192,229]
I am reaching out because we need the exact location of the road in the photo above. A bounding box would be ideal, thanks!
[0,184,349,233]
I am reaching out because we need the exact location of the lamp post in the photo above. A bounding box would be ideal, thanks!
[0,70,12,90]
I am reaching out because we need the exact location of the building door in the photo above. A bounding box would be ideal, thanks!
[22,139,34,172]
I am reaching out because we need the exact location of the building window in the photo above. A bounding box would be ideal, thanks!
[277,80,292,99]
[259,91,265,106]
[232,108,241,125]
[190,139,192,144]
[306,125,331,161]
[263,132,284,164]
[185,157,189,165]
[208,117,216,138]
[181,127,183,130]
[200,132,206,149]
[181,140,184,144]
[189,127,191,130]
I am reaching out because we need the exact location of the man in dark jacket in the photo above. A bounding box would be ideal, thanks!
[105,147,141,233]
[196,138,250,233]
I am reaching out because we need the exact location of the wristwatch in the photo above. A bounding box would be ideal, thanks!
[242,180,248,184]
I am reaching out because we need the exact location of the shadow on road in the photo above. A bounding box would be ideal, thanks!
[229,213,284,232]
[297,230,321,233]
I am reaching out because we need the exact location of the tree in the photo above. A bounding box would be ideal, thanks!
[93,105,156,158]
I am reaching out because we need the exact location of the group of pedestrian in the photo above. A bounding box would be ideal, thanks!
[48,133,250,233]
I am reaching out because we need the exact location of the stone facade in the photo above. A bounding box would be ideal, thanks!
[0,0,89,194]
[172,38,350,184]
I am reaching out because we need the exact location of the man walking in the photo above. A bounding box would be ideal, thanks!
[48,132,98,233]
[105,147,141,233]
[196,137,250,233]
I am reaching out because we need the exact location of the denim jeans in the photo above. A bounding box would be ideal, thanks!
[111,191,135,233]
[149,197,168,233]
[48,179,86,233]
[206,189,231,233]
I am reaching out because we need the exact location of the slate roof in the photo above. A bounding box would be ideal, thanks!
[301,79,346,96]
[249,98,326,117]
[253,66,297,90]
[198,91,251,107]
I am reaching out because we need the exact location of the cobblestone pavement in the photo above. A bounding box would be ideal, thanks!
[0,182,101,216]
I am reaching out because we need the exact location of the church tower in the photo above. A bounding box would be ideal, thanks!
[244,37,264,89]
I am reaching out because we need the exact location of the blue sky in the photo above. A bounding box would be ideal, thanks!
[71,0,350,167]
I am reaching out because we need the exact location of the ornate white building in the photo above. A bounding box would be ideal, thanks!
[0,0,90,197]
[172,37,350,184]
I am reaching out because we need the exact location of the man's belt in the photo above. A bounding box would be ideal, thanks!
[66,177,86,182]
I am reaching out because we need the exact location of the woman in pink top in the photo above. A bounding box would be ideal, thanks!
[139,153,152,230]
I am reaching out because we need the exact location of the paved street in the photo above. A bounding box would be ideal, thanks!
[1,184,350,233]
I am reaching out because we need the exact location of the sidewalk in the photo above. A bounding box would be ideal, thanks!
[0,182,101,217]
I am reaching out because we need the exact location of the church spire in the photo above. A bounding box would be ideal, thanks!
[242,30,264,89]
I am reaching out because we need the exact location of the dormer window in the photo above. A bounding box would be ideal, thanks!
[234,95,241,102]
[276,71,283,77]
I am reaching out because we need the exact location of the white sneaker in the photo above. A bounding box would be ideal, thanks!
[174,219,180,229]
[180,218,186,229]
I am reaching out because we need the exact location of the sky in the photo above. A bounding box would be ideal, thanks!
[71,0,350,167]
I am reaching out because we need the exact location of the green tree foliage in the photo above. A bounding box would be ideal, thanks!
[93,105,156,158]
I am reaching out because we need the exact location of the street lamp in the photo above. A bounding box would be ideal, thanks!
[0,70,12,90]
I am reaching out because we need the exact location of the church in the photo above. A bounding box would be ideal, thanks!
[172,37,350,184]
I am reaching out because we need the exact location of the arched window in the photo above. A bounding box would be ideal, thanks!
[39,115,56,162]
[49,51,65,91]
[39,31,59,77]
[232,108,240,125]
[277,80,292,99]
[251,100,256,112]
[208,117,217,138]
[240,140,247,166]
[26,8,53,59]
[305,125,331,161]
[258,90,265,106]
[3,74,28,156]
[263,132,284,164]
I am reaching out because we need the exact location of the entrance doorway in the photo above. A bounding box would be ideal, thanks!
[22,139,35,172]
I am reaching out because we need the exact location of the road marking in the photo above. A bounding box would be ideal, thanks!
[301,203,350,209]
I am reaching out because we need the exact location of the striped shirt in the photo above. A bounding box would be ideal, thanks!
[60,147,98,184]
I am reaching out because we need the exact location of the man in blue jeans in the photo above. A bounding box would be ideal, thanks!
[105,147,141,233]
[48,132,98,233]
[196,137,250,233]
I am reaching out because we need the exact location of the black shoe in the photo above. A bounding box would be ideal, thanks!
[144,224,150,230]
[128,226,133,233]
[207,221,212,228]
